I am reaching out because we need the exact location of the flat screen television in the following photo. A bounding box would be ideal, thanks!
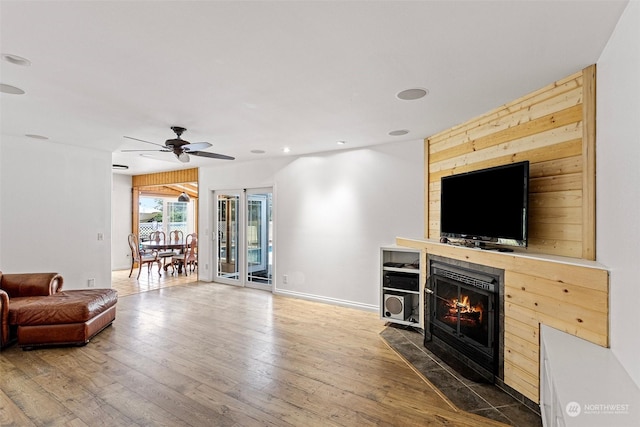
[440,161,529,247]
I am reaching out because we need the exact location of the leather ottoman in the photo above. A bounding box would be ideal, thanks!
[8,289,117,349]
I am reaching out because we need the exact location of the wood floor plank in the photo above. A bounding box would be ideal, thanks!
[0,389,37,427]
[0,354,79,425]
[0,275,510,426]
[225,380,345,427]
[185,382,297,427]
[78,347,236,426]
[4,350,137,427]
[95,382,190,426]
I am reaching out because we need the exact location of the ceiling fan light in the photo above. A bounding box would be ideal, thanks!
[177,152,190,163]
[178,192,190,202]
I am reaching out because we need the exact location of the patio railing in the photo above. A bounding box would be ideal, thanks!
[139,222,188,240]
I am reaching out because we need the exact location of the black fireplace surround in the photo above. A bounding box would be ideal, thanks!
[425,256,504,383]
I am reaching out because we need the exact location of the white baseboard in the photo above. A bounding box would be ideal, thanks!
[274,288,378,313]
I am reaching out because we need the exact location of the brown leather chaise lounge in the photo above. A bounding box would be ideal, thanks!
[0,271,117,350]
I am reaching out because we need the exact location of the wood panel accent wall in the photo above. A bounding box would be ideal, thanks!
[132,168,198,187]
[410,66,606,403]
[425,65,596,260]
[396,237,609,403]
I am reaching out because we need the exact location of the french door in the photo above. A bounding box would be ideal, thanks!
[216,191,240,282]
[214,188,272,290]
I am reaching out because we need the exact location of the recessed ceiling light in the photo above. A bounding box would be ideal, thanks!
[251,149,266,154]
[112,164,129,170]
[25,134,49,140]
[396,88,428,101]
[0,83,25,95]
[282,147,291,153]
[1,54,31,67]
[337,141,346,145]
[389,129,409,136]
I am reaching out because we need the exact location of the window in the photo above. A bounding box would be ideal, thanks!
[139,196,194,240]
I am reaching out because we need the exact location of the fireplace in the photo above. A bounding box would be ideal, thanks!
[425,256,504,383]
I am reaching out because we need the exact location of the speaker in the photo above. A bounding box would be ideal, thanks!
[384,294,411,321]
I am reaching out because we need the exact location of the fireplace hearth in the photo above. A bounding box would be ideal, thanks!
[425,256,504,383]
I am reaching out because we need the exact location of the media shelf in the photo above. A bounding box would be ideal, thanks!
[380,246,423,328]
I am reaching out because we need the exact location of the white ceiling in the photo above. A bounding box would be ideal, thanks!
[0,0,628,175]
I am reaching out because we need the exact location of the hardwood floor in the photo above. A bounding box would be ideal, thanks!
[1,280,509,426]
[111,266,198,297]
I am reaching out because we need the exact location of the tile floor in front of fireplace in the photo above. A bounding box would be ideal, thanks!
[381,324,542,427]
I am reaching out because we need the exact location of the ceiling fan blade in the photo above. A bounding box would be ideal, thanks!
[123,136,167,148]
[190,151,235,160]
[182,142,212,152]
[121,149,171,152]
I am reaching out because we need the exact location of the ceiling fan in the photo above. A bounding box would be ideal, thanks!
[122,126,234,163]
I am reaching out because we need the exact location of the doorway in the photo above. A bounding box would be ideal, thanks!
[126,168,199,280]
[214,188,273,290]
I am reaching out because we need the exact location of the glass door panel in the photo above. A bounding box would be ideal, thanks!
[167,201,188,236]
[216,193,240,282]
[246,191,272,288]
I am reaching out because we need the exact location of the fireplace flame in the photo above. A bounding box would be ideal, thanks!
[445,294,484,325]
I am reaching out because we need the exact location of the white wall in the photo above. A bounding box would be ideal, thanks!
[112,173,132,270]
[199,139,424,310]
[0,136,3,255]
[597,0,640,386]
[0,135,112,290]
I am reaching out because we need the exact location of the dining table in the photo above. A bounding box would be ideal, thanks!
[140,240,186,272]
[140,240,185,251]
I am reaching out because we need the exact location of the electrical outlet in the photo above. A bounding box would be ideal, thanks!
[283,274,288,284]
[97,232,104,241]
[87,278,95,287]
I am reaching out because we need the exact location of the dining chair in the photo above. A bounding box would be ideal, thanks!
[148,231,165,245]
[164,230,184,269]
[149,231,175,270]
[168,230,184,250]
[171,233,197,275]
[127,233,161,279]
